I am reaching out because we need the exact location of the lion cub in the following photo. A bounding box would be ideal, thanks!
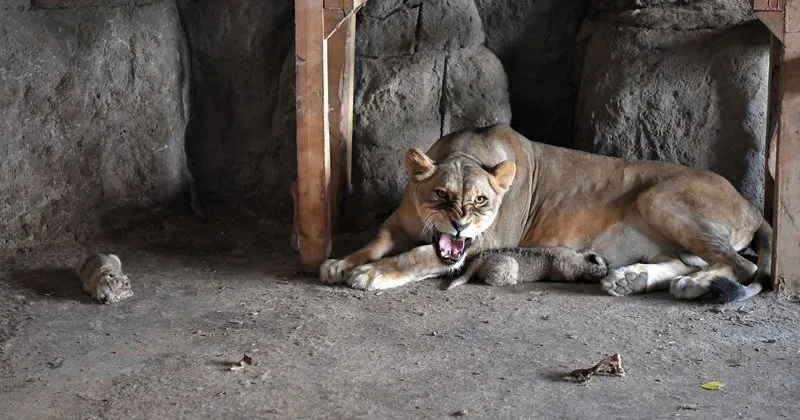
[77,253,133,303]
[447,247,608,290]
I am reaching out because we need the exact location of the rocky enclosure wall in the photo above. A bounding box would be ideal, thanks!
[0,0,190,250]
[0,0,769,250]
[576,0,769,208]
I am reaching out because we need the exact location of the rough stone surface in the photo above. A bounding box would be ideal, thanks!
[356,4,419,58]
[1,0,28,10]
[475,0,588,146]
[0,0,774,248]
[34,0,160,8]
[418,0,485,52]
[177,0,296,220]
[0,3,189,250]
[352,0,513,221]
[352,54,445,218]
[442,46,512,134]
[590,0,754,30]
[575,20,770,207]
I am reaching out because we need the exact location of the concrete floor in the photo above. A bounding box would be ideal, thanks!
[1,219,799,419]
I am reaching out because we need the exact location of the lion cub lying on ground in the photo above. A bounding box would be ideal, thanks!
[77,253,133,304]
[321,124,771,302]
[446,246,608,290]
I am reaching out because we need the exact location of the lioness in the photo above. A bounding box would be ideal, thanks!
[320,124,771,302]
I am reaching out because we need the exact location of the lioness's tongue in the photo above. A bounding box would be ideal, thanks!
[438,233,466,260]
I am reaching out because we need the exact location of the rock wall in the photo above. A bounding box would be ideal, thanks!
[475,0,588,146]
[575,0,770,208]
[0,1,189,250]
[177,0,296,220]
[351,1,513,220]
[0,0,772,250]
[176,0,591,224]
[352,0,592,220]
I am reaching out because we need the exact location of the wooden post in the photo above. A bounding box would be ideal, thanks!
[773,31,800,297]
[295,0,332,271]
[324,9,356,228]
[750,0,800,296]
[295,0,364,270]
[761,0,800,297]
[763,36,781,224]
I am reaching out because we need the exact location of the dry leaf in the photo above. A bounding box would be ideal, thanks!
[565,353,625,382]
[700,380,725,390]
[229,354,256,371]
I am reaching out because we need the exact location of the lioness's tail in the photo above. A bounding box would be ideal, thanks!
[710,219,772,303]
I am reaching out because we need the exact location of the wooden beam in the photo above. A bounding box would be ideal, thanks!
[752,0,786,11]
[295,0,332,270]
[756,11,786,41]
[325,17,356,229]
[764,36,782,224]
[324,8,346,39]
[342,15,356,205]
[324,0,365,10]
[772,18,800,297]
[323,3,364,39]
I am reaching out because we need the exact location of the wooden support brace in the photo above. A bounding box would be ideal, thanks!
[325,9,356,229]
[294,0,361,270]
[295,0,332,271]
[770,0,800,297]
[753,0,786,41]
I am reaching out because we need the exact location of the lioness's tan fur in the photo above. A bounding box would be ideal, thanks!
[320,124,771,301]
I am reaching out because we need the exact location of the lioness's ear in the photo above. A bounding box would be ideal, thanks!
[404,148,436,181]
[491,161,516,191]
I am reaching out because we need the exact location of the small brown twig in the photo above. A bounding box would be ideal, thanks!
[566,353,625,382]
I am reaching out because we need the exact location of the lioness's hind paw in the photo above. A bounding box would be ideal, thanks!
[601,269,648,297]
[320,259,348,284]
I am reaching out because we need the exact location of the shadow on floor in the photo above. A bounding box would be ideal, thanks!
[6,267,91,303]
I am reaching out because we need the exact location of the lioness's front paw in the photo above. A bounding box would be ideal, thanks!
[601,268,648,297]
[345,264,411,291]
[320,259,348,284]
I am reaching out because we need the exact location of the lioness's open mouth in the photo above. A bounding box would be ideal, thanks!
[434,232,473,264]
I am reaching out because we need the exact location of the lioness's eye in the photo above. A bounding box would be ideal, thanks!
[435,190,448,199]
[474,196,487,204]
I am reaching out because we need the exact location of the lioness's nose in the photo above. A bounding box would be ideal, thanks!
[451,220,470,233]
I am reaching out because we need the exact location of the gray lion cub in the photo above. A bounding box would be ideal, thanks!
[448,247,608,290]
[77,253,133,303]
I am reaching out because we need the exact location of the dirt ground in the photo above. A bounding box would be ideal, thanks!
[1,218,799,419]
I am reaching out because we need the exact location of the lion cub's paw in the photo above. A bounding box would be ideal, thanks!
[669,275,707,300]
[582,252,609,280]
[601,268,649,297]
[320,259,348,284]
[345,264,410,291]
[77,253,133,304]
[482,256,520,286]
